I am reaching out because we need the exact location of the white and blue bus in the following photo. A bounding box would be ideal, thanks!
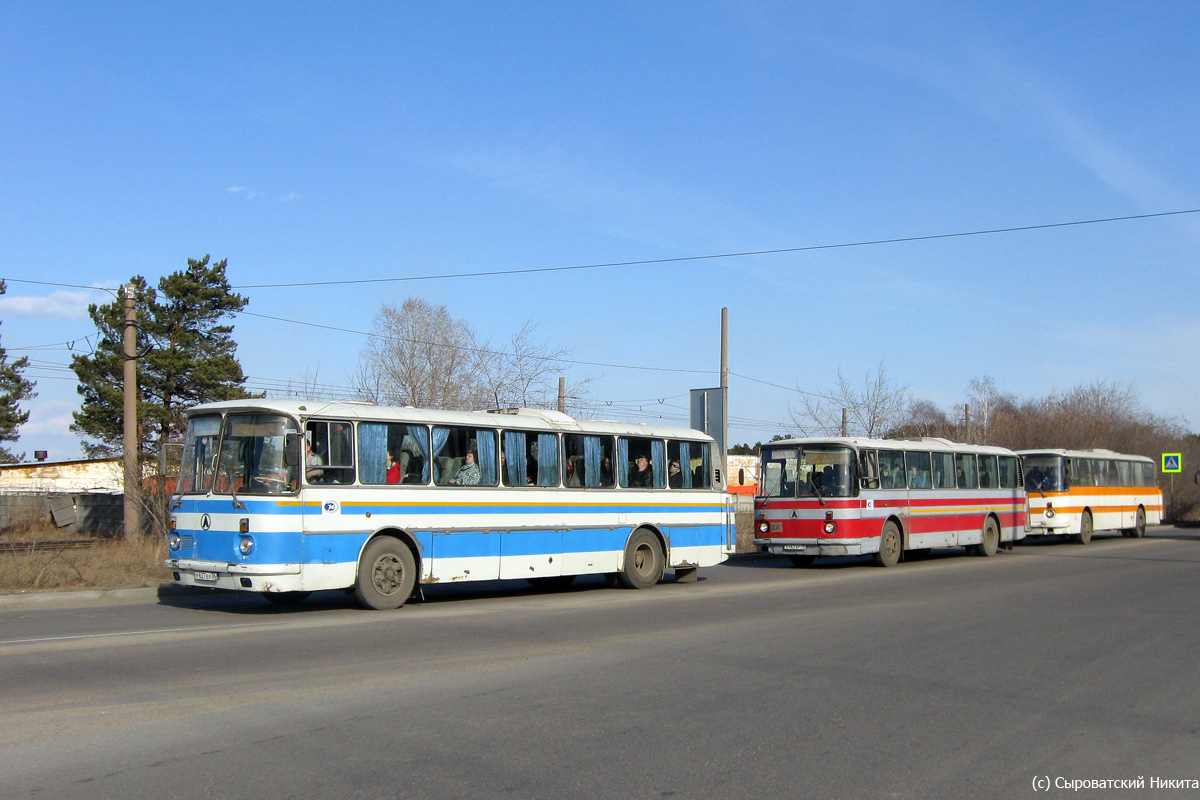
[165,400,734,608]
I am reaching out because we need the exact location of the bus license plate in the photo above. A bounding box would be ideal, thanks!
[194,571,218,582]
[783,545,815,554]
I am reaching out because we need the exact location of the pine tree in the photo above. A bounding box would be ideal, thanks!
[0,281,37,463]
[71,256,254,459]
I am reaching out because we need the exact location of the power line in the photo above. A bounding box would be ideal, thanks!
[227,208,1200,290]
[238,310,718,376]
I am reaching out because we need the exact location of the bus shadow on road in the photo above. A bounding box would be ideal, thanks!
[155,570,711,615]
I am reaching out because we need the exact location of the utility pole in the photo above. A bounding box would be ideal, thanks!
[964,403,972,444]
[123,284,140,540]
[720,307,729,480]
[557,376,566,414]
[841,407,848,437]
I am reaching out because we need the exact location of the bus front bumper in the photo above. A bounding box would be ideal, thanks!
[164,558,303,593]
[753,538,867,557]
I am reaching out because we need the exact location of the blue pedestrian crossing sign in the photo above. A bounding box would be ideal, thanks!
[1162,453,1182,473]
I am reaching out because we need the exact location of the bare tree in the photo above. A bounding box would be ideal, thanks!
[476,319,594,413]
[354,299,486,410]
[791,362,910,437]
[353,299,592,414]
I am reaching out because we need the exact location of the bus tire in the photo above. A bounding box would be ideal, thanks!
[1072,511,1093,545]
[787,554,815,568]
[1125,507,1146,539]
[616,529,664,589]
[261,591,311,606]
[527,575,576,590]
[873,522,901,568]
[972,518,999,557]
[354,536,417,610]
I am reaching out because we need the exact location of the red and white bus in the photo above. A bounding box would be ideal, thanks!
[753,437,1027,567]
[1017,448,1162,543]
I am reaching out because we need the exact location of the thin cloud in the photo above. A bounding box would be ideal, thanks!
[0,289,102,320]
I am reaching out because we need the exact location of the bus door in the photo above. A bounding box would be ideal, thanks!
[876,449,911,541]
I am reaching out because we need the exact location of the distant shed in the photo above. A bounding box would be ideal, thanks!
[0,457,124,534]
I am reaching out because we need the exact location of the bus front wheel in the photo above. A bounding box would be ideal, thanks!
[615,529,664,589]
[873,522,901,568]
[1072,511,1093,545]
[355,536,417,610]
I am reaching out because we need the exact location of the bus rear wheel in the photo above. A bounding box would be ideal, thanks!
[1124,507,1146,539]
[970,518,999,557]
[616,529,664,589]
[873,522,901,568]
[355,536,417,610]
[1073,511,1093,545]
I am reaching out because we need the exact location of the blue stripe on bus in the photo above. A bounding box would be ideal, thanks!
[173,523,727,566]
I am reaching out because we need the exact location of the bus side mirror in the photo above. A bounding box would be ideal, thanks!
[738,468,745,486]
[284,433,301,467]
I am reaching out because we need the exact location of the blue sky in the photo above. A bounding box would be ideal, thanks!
[2,1,1198,460]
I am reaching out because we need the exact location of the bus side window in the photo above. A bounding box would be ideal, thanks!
[932,453,955,489]
[859,450,879,489]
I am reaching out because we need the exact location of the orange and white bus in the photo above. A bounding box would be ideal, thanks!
[1016,449,1162,543]
[752,437,1026,567]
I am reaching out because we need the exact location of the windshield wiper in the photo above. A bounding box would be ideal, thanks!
[811,482,827,506]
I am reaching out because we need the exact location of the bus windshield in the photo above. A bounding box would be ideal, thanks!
[1023,455,1067,492]
[214,413,300,496]
[178,415,221,494]
[760,445,857,498]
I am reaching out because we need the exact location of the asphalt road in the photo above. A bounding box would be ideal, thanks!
[2,527,1198,799]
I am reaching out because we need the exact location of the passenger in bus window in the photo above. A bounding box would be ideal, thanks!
[385,448,401,484]
[454,451,481,485]
[306,438,325,482]
[668,460,683,488]
[601,456,614,485]
[630,454,654,487]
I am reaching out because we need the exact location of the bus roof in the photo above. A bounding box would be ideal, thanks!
[765,436,1018,457]
[186,399,716,442]
[1015,448,1153,463]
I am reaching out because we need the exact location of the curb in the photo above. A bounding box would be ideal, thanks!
[0,582,213,609]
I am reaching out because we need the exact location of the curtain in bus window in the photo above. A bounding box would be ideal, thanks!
[978,455,998,489]
[651,439,665,488]
[932,453,955,489]
[431,427,451,485]
[537,433,558,486]
[583,435,602,487]
[678,442,693,488]
[690,444,711,489]
[617,438,630,487]
[358,423,387,484]
[401,426,431,483]
[504,431,526,486]
[998,456,1017,488]
[476,430,497,485]
[955,454,978,489]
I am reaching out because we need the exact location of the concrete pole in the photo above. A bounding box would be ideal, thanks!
[558,376,566,414]
[720,307,729,481]
[122,284,140,540]
[841,407,848,437]
[964,403,972,444]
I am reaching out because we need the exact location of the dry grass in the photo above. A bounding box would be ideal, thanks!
[0,525,168,594]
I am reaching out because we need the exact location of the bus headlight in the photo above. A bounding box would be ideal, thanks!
[169,533,181,550]
[1044,507,1055,519]
[238,536,255,556]
[824,521,837,534]
[757,521,770,535]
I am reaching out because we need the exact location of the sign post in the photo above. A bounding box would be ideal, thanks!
[1162,454,1182,521]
